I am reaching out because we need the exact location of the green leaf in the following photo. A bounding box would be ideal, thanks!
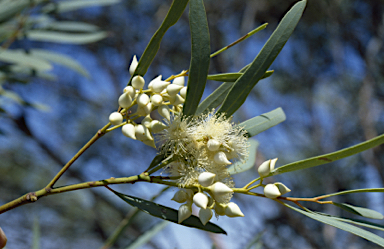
[43,0,121,13]
[110,190,227,234]
[182,0,210,117]
[195,82,233,115]
[145,154,168,172]
[32,216,40,249]
[285,204,384,247]
[125,221,168,249]
[30,49,89,77]
[239,108,286,137]
[133,0,188,78]
[217,0,307,117]
[333,203,384,220]
[45,21,100,32]
[26,30,108,44]
[323,188,384,198]
[0,49,52,71]
[207,70,274,82]
[228,139,259,175]
[315,213,384,232]
[0,0,34,23]
[272,133,384,176]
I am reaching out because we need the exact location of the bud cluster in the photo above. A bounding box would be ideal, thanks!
[172,172,244,225]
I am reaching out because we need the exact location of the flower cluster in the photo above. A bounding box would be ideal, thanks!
[258,158,291,198]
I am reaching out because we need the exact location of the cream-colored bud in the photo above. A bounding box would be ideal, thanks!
[122,124,136,140]
[207,139,221,151]
[170,94,184,106]
[198,172,216,187]
[275,182,291,195]
[209,182,233,196]
[264,183,281,199]
[123,86,136,99]
[158,105,170,121]
[150,120,168,133]
[225,202,244,217]
[166,84,183,96]
[109,112,123,125]
[142,115,152,128]
[143,102,153,114]
[172,189,190,203]
[180,86,187,99]
[152,80,170,93]
[118,92,133,108]
[129,55,138,75]
[150,94,163,106]
[199,208,213,225]
[178,203,192,223]
[214,151,232,165]
[193,192,209,209]
[131,75,145,90]
[173,76,185,86]
[214,203,227,216]
[258,158,278,177]
[0,227,7,249]
[148,75,162,90]
[135,124,152,141]
[137,93,150,107]
[141,139,156,148]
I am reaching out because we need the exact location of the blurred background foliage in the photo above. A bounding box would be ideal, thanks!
[0,0,384,248]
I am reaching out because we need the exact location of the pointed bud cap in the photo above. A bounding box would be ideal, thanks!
[173,76,185,86]
[141,139,156,148]
[214,203,227,216]
[166,84,183,96]
[264,183,281,199]
[209,182,233,196]
[170,94,184,106]
[118,92,133,108]
[142,115,152,128]
[129,55,138,75]
[199,208,213,225]
[0,227,7,249]
[258,158,278,177]
[193,193,209,209]
[178,203,192,223]
[172,189,190,203]
[275,182,291,195]
[109,112,123,125]
[150,94,163,106]
[214,151,232,165]
[225,202,244,217]
[152,80,170,93]
[135,124,152,141]
[148,75,162,90]
[150,120,168,133]
[158,105,170,121]
[180,86,187,99]
[198,172,216,187]
[123,85,136,99]
[131,75,145,90]
[207,139,221,151]
[137,93,150,107]
[122,124,136,140]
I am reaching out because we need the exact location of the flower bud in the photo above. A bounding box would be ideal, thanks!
[173,76,185,86]
[118,92,133,108]
[193,192,209,209]
[258,158,278,177]
[150,120,168,133]
[275,182,291,195]
[264,183,281,199]
[178,203,192,223]
[109,112,123,125]
[207,139,221,151]
[122,123,136,140]
[148,75,162,90]
[152,80,170,93]
[214,202,227,216]
[180,86,187,99]
[170,94,184,106]
[142,115,152,128]
[150,94,163,106]
[137,93,150,107]
[172,189,190,203]
[214,151,232,165]
[166,84,183,96]
[141,139,156,148]
[199,208,213,225]
[135,124,152,141]
[123,85,136,99]
[131,75,145,90]
[225,202,244,217]
[129,55,138,75]
[209,182,233,196]
[198,172,216,187]
[158,105,170,121]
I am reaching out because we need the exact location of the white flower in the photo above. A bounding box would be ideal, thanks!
[224,202,244,217]
[199,208,213,225]
[129,55,138,75]
[109,112,123,125]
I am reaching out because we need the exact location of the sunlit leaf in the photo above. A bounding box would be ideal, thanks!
[182,0,210,117]
[26,30,108,44]
[110,189,227,234]
[0,49,52,71]
[125,221,168,249]
[0,0,32,23]
[43,0,121,13]
[207,70,273,82]
[228,139,259,175]
[239,107,286,137]
[333,203,384,220]
[217,0,307,117]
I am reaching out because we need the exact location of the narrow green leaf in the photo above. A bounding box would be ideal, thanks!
[324,188,384,198]
[195,82,233,115]
[315,213,384,232]
[46,21,100,32]
[32,216,40,249]
[182,0,210,117]
[0,0,33,23]
[0,49,52,71]
[333,203,384,220]
[26,30,108,44]
[228,139,259,175]
[133,0,189,78]
[217,0,307,117]
[125,221,168,249]
[110,190,226,234]
[272,133,384,176]
[239,108,286,137]
[30,49,89,77]
[145,154,168,172]
[207,70,273,82]
[285,204,384,247]
[43,0,121,13]
[9,65,57,81]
